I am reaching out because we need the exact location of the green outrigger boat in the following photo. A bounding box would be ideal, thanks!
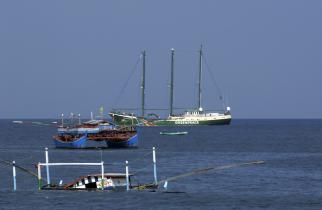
[109,46,232,126]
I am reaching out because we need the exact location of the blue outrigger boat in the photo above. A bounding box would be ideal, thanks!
[53,119,138,148]
[104,131,138,148]
[53,134,88,148]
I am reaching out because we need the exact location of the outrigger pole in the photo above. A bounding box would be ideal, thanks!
[45,147,50,185]
[141,50,146,118]
[153,147,157,185]
[125,160,130,191]
[12,161,16,191]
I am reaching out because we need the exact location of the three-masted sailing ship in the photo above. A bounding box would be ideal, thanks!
[109,46,232,126]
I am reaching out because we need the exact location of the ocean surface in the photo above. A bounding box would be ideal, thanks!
[0,119,322,209]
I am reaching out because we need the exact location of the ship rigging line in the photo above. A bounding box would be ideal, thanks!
[113,55,141,109]
[202,54,226,106]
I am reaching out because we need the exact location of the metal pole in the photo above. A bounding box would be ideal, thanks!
[37,163,42,190]
[78,114,81,125]
[125,160,129,191]
[198,45,203,111]
[141,50,146,118]
[131,113,134,126]
[12,161,16,191]
[70,112,74,125]
[101,161,104,191]
[45,147,50,185]
[153,147,157,186]
[61,113,64,127]
[169,48,175,116]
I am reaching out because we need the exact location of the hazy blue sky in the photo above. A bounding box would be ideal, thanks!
[0,0,321,119]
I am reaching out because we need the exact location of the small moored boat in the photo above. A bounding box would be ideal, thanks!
[12,121,23,124]
[160,131,188,135]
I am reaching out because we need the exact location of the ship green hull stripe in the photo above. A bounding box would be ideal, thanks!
[152,118,231,126]
[110,114,231,126]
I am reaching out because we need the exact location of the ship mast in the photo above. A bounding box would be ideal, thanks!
[141,50,146,118]
[198,45,203,112]
[169,48,175,116]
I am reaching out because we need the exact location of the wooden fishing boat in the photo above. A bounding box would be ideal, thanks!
[87,128,138,148]
[53,116,138,148]
[53,134,87,148]
[106,133,138,147]
[41,173,135,191]
[159,131,188,136]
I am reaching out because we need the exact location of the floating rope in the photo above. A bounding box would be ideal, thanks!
[131,162,153,176]
[0,158,43,181]
[158,160,265,184]
[133,160,264,190]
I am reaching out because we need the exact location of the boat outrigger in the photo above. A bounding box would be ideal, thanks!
[110,46,232,126]
[8,148,265,192]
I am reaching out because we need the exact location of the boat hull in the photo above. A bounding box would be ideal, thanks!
[110,112,143,126]
[53,135,87,148]
[109,112,231,126]
[153,118,232,126]
[105,133,138,148]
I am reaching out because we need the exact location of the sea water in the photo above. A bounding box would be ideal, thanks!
[0,119,322,209]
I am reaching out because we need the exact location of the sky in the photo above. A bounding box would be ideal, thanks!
[0,0,321,119]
